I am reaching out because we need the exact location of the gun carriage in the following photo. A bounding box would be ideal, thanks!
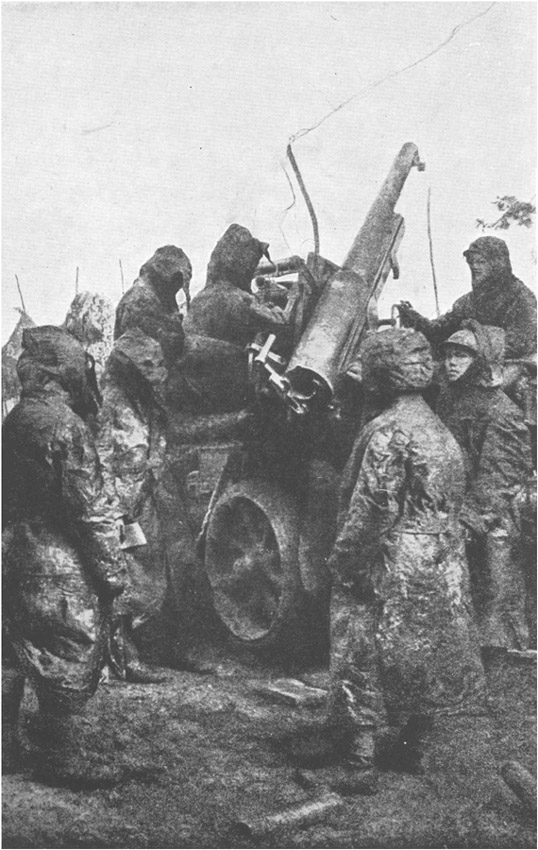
[171,143,425,655]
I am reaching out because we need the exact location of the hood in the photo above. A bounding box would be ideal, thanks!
[361,328,434,399]
[17,325,100,419]
[64,291,114,346]
[459,319,505,388]
[206,224,270,292]
[140,245,192,305]
[463,236,513,277]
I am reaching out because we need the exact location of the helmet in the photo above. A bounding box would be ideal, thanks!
[361,328,434,397]
[441,328,478,354]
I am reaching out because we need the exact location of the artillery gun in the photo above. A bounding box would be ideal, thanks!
[191,143,426,656]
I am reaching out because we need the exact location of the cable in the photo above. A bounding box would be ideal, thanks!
[280,4,496,252]
[289,4,496,144]
[286,144,320,255]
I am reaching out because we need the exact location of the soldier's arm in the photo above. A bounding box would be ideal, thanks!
[241,293,289,335]
[398,297,468,344]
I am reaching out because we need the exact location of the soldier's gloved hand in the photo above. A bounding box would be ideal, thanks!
[397,301,421,328]
[270,305,288,322]
[255,279,288,308]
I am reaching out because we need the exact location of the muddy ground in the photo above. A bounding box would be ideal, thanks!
[3,644,536,850]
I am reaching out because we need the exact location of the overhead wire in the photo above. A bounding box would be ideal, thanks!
[278,164,297,252]
[288,3,496,145]
[282,3,497,254]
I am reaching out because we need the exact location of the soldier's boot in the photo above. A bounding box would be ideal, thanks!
[347,726,376,769]
[2,666,25,774]
[329,726,379,795]
[123,630,168,684]
[34,704,123,789]
[109,618,167,684]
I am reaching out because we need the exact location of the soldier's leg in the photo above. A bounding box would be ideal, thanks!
[481,527,529,651]
[290,588,382,795]
[326,588,384,769]
[283,589,382,771]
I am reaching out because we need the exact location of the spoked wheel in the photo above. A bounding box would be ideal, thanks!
[204,479,302,649]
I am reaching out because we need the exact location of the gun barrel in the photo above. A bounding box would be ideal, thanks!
[343,142,424,278]
[284,143,424,407]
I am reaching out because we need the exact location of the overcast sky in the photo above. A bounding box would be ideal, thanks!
[2,1,536,343]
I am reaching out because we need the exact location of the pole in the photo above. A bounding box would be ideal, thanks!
[427,187,440,317]
[75,266,79,295]
[119,259,125,295]
[15,275,27,315]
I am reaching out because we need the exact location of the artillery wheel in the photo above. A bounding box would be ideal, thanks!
[204,479,303,650]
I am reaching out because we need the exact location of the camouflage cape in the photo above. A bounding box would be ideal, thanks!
[114,246,191,367]
[97,330,170,630]
[401,237,536,360]
[3,327,125,710]
[437,323,534,649]
[182,224,287,349]
[326,330,487,731]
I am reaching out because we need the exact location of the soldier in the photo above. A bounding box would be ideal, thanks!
[182,223,287,348]
[398,236,536,360]
[98,245,208,679]
[2,327,126,787]
[437,322,534,654]
[98,331,171,681]
[114,244,192,356]
[63,291,115,381]
[291,329,490,796]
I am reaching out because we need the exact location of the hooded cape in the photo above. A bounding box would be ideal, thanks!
[182,224,287,349]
